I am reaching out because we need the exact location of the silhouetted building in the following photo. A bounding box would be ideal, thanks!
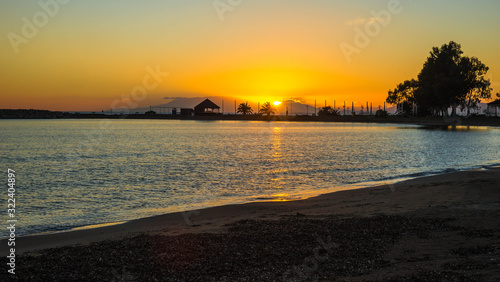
[194,99,220,115]
[180,108,195,116]
[487,100,500,116]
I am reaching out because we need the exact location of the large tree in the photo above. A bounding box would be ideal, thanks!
[387,41,491,117]
[415,41,467,116]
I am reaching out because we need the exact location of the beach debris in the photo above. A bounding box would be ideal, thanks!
[2,215,498,281]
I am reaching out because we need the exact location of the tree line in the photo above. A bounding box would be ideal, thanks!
[237,102,277,116]
[237,102,342,116]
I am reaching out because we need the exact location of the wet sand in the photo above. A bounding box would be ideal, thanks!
[2,168,499,280]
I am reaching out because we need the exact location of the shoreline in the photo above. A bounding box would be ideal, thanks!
[2,109,500,127]
[2,167,499,280]
[9,177,407,240]
[6,164,499,241]
[3,166,499,255]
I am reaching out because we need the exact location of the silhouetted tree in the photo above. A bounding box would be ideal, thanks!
[259,102,276,116]
[387,41,491,117]
[375,110,388,117]
[459,57,491,116]
[318,106,340,116]
[237,102,253,115]
[386,79,418,105]
[386,79,418,116]
[415,41,467,116]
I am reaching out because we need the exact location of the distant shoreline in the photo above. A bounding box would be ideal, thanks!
[2,109,500,127]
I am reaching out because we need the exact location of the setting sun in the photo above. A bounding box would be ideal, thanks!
[2,1,500,279]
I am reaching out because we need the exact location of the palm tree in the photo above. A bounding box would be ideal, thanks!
[318,106,340,116]
[237,102,253,115]
[259,102,276,116]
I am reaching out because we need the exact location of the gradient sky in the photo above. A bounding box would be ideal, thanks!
[1,0,500,111]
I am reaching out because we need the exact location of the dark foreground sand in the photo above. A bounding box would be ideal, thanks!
[2,168,499,281]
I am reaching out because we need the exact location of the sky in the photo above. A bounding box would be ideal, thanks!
[1,0,500,111]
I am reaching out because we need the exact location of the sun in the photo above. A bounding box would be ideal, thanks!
[273,101,282,106]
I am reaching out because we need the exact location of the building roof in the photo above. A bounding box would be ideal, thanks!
[488,99,500,106]
[194,99,220,110]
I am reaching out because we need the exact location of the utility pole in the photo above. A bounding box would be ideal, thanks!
[352,102,354,115]
[235,100,236,115]
[314,100,317,116]
[343,101,346,116]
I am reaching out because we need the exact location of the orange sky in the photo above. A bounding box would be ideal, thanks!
[1,0,499,111]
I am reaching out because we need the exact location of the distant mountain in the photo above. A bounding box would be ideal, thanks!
[112,97,321,115]
[111,97,393,115]
[108,97,492,116]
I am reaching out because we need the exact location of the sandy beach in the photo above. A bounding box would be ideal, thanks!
[4,1,500,281]
[2,168,499,281]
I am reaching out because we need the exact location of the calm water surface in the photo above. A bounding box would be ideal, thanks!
[1,119,499,237]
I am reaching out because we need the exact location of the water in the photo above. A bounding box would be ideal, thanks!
[1,119,499,237]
